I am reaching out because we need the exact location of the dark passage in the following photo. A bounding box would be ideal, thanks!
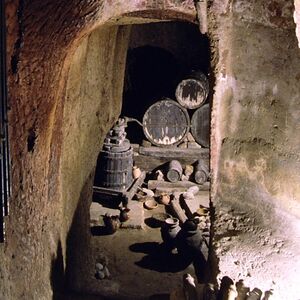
[121,21,210,144]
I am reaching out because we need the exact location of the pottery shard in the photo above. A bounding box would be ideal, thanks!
[141,187,155,197]
[184,165,194,176]
[187,185,199,195]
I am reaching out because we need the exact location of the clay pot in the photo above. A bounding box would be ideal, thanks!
[226,285,238,300]
[177,219,203,257]
[158,193,170,205]
[196,207,209,216]
[184,164,194,177]
[187,185,199,195]
[246,288,262,300]
[103,214,119,234]
[155,169,164,181]
[132,166,141,179]
[236,280,250,300]
[119,207,130,222]
[143,198,158,210]
[160,217,181,250]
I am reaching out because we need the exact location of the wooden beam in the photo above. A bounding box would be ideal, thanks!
[147,180,210,191]
[139,146,209,158]
[196,0,208,34]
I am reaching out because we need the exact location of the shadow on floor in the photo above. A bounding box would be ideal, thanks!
[130,242,192,273]
[90,225,113,236]
[130,241,208,283]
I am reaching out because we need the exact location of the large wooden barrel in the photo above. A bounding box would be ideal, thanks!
[175,71,209,109]
[191,104,210,148]
[143,99,190,147]
[97,146,133,191]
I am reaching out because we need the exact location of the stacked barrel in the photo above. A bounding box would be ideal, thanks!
[142,70,210,148]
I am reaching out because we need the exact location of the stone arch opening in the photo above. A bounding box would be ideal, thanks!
[121,21,211,145]
[60,10,214,297]
[3,1,300,299]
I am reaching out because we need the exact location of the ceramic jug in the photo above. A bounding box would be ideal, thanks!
[160,217,180,250]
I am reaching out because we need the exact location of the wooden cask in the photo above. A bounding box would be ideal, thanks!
[175,71,209,109]
[194,159,209,185]
[143,99,190,147]
[191,104,210,148]
[97,147,133,191]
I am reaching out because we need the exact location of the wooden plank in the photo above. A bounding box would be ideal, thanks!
[196,0,208,34]
[169,199,188,224]
[124,171,146,202]
[93,186,123,197]
[133,152,209,173]
[93,171,146,206]
[139,146,209,158]
[147,180,210,191]
[0,0,10,242]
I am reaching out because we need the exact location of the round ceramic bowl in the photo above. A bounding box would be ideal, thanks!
[165,217,179,226]
[143,198,158,210]
[196,207,209,216]
[151,212,172,227]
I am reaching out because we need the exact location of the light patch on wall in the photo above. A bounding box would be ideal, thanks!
[223,157,267,187]
[222,155,300,217]
[272,83,278,95]
[294,0,300,47]
[218,74,241,136]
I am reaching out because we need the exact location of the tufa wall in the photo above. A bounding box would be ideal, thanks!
[211,0,300,298]
[1,0,300,298]
[2,0,196,299]
[60,25,131,293]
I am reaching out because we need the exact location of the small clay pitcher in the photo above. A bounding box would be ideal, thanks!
[132,166,141,179]
[119,207,130,222]
[103,214,119,234]
[160,217,180,251]
[158,193,170,205]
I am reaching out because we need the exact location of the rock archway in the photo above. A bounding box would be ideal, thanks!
[2,0,300,299]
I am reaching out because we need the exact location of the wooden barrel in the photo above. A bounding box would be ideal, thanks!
[194,159,209,185]
[191,104,210,148]
[175,71,209,109]
[97,147,133,191]
[166,160,183,183]
[143,99,190,147]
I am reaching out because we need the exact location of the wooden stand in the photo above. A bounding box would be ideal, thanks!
[93,171,146,206]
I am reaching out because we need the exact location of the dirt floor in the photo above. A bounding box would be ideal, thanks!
[61,191,210,300]
[59,228,199,300]
[91,226,196,299]
[55,173,211,300]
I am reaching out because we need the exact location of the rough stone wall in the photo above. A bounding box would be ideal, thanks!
[2,0,300,298]
[60,25,131,292]
[1,1,196,299]
[211,0,300,298]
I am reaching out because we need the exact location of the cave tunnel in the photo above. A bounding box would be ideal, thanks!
[2,1,300,299]
[121,21,211,144]
[90,20,212,299]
